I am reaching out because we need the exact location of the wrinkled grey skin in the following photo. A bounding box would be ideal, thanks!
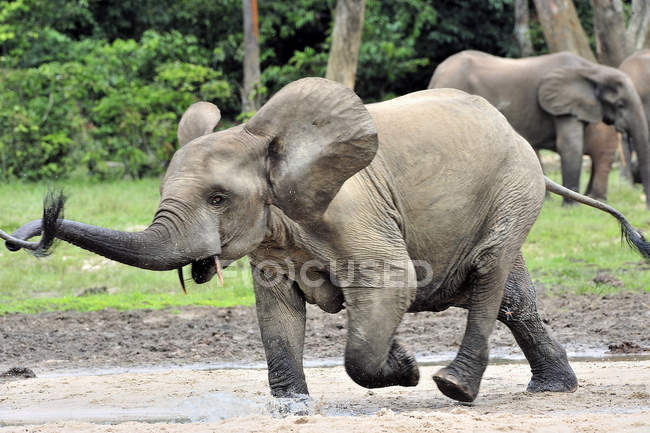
[429,50,650,209]
[585,50,650,186]
[621,50,650,175]
[5,78,590,402]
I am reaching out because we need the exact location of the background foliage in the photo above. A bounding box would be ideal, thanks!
[0,0,597,180]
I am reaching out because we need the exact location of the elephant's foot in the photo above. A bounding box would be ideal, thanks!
[266,393,312,416]
[527,367,578,393]
[346,339,420,389]
[383,339,420,387]
[270,379,309,399]
[586,193,607,202]
[432,365,481,402]
[561,198,578,207]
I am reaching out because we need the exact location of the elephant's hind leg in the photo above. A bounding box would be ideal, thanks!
[433,180,545,402]
[498,254,577,393]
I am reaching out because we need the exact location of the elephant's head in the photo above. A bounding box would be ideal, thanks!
[538,64,650,207]
[3,78,378,285]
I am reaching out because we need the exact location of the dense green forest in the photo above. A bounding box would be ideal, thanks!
[0,0,595,181]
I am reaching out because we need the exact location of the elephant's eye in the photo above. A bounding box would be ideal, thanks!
[209,194,226,206]
[616,101,625,109]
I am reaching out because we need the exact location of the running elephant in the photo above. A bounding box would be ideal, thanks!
[3,78,650,403]
[429,50,650,208]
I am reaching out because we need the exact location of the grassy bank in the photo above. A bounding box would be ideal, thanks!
[0,179,254,313]
[0,162,648,314]
[525,175,650,294]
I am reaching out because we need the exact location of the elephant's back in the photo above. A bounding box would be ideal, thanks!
[367,89,542,224]
[620,49,650,72]
[428,51,590,147]
[366,88,539,180]
[620,50,650,104]
[430,50,549,89]
[428,51,490,90]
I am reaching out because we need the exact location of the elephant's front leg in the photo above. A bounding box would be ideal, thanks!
[252,262,308,397]
[340,259,419,389]
[620,135,634,182]
[585,148,615,201]
[555,116,585,205]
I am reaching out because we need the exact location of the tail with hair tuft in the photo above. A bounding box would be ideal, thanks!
[620,220,650,260]
[545,177,650,260]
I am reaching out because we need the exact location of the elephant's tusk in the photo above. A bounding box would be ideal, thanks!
[215,256,224,286]
[617,133,627,167]
[177,267,187,294]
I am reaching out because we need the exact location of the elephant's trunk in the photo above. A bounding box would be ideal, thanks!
[56,220,218,270]
[5,198,221,271]
[626,111,650,209]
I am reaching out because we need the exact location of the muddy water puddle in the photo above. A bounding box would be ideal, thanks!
[27,349,650,379]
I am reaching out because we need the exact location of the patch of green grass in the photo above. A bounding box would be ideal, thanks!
[1,160,649,314]
[1,286,254,315]
[0,179,254,313]
[523,158,650,294]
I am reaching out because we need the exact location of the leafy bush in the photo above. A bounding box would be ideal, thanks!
[0,63,85,180]
[0,0,537,181]
[0,28,231,180]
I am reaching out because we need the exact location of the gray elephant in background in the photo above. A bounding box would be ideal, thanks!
[584,50,650,189]
[429,50,650,208]
[4,78,650,403]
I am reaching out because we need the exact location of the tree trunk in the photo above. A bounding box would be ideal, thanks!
[627,0,650,51]
[532,0,596,61]
[325,0,366,90]
[514,0,535,57]
[591,0,629,66]
[242,0,261,113]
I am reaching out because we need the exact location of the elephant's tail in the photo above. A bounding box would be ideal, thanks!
[544,176,650,259]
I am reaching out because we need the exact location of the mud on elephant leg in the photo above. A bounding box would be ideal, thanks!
[343,283,419,389]
[252,263,309,397]
[498,254,577,393]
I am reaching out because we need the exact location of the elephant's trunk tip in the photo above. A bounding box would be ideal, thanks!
[2,189,66,256]
[34,189,67,257]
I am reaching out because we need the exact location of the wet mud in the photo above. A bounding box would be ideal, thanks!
[0,291,648,432]
[0,291,647,371]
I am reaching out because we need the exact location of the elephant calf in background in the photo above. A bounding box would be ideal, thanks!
[429,50,650,209]
[4,78,650,403]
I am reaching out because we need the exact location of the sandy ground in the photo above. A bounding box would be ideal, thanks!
[0,360,648,432]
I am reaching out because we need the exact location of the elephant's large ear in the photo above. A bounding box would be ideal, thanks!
[244,78,378,223]
[177,102,221,146]
[538,67,603,123]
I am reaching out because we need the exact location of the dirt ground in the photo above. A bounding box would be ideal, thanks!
[1,291,649,370]
[0,291,649,431]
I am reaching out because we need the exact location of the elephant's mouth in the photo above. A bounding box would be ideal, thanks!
[177,255,225,292]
